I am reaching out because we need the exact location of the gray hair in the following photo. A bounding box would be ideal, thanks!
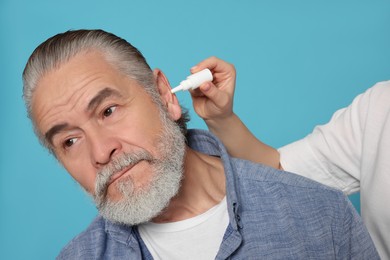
[22,29,189,148]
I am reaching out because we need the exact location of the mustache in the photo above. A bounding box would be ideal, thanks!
[94,150,155,204]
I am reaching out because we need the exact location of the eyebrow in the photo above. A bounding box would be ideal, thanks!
[86,87,123,113]
[45,123,70,147]
[44,88,123,146]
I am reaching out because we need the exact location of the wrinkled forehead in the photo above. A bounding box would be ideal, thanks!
[30,51,129,136]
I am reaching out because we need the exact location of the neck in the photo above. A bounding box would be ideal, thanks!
[152,147,226,223]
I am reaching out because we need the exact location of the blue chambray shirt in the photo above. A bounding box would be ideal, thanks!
[57,129,379,259]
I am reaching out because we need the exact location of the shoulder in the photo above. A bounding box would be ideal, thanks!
[369,80,390,95]
[231,159,364,236]
[352,80,390,132]
[365,80,390,110]
[233,158,335,189]
[56,216,108,259]
[232,158,348,208]
[353,80,390,111]
[232,159,379,259]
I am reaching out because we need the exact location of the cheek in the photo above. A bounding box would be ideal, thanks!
[116,115,163,153]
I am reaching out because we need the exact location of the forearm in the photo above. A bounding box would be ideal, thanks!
[205,113,280,169]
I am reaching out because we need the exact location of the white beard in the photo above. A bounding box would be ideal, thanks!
[93,111,186,226]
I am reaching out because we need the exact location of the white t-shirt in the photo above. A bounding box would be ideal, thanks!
[279,81,390,259]
[138,197,229,260]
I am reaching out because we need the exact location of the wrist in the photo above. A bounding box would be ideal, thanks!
[205,112,237,133]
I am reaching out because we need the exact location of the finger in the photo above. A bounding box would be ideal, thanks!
[198,82,230,108]
[191,56,233,74]
[189,87,205,98]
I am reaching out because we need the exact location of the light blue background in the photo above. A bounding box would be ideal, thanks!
[1,1,389,259]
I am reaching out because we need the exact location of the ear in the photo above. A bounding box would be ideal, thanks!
[153,69,182,121]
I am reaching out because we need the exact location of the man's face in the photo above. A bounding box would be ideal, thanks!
[31,50,185,225]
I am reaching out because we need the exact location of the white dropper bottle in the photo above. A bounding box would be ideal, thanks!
[171,69,213,93]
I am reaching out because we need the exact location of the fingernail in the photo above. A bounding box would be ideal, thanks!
[202,83,211,91]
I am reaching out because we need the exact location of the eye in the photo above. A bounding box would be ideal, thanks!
[103,106,117,118]
[63,137,77,148]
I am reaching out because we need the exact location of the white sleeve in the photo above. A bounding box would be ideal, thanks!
[279,85,373,195]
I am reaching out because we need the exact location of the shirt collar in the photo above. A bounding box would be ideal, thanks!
[186,129,242,230]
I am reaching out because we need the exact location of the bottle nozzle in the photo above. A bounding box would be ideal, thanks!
[171,85,184,94]
[171,69,213,93]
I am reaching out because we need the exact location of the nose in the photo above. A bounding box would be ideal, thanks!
[87,127,122,167]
